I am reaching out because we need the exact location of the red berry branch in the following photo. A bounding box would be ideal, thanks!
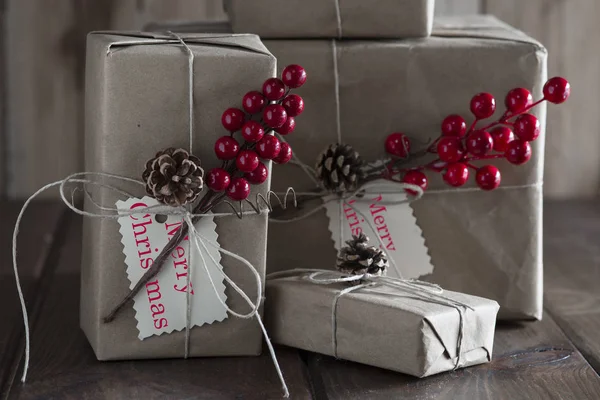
[273,76,571,220]
[209,64,306,201]
[104,65,307,323]
[381,76,570,192]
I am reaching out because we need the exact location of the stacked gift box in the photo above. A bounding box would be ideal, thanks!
[75,0,562,387]
[259,15,547,321]
[82,33,277,359]
[224,0,546,372]
[223,1,547,320]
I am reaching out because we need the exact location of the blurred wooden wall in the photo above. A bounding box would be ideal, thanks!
[1,0,596,199]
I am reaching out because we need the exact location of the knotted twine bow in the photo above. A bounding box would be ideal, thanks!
[12,32,290,398]
[267,268,475,369]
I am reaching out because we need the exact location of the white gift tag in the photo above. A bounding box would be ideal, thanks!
[116,196,228,339]
[325,185,433,279]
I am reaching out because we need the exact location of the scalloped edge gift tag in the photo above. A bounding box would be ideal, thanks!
[116,196,228,340]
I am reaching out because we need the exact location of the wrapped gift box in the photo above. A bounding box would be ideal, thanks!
[265,16,547,320]
[82,32,276,360]
[225,0,434,38]
[266,274,499,377]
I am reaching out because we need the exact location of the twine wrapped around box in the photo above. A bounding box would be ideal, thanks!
[266,269,499,377]
[269,268,476,366]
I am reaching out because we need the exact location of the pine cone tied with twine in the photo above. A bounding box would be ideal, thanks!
[315,143,366,193]
[336,233,388,277]
[142,148,204,207]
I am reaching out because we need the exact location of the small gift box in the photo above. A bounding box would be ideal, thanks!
[265,16,549,320]
[225,0,434,39]
[266,271,499,377]
[82,32,276,360]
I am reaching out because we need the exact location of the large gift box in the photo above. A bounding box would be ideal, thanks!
[266,16,547,320]
[225,0,434,39]
[266,274,499,377]
[82,32,276,360]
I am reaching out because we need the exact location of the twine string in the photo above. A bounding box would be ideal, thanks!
[168,31,194,152]
[338,198,343,260]
[276,135,319,187]
[332,40,342,143]
[333,0,343,38]
[184,209,193,359]
[177,31,195,351]
[331,281,371,358]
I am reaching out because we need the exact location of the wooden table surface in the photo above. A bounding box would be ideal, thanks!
[1,200,599,399]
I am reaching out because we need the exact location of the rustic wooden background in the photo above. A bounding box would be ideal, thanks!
[1,0,596,200]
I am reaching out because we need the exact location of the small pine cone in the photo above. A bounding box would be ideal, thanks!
[142,148,204,207]
[315,143,366,193]
[336,233,388,277]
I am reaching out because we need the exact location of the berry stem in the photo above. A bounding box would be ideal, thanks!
[427,137,441,153]
[477,98,545,132]
[203,191,228,211]
[463,154,505,162]
[521,98,545,114]
[467,118,479,134]
[391,159,445,175]
[478,118,515,132]
[281,88,291,102]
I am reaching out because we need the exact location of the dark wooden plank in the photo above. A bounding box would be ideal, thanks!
[0,202,64,396]
[307,312,600,399]
[7,215,314,399]
[544,200,600,372]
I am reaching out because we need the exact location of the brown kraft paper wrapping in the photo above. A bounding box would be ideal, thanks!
[82,32,276,360]
[225,0,434,39]
[265,16,547,320]
[266,276,499,377]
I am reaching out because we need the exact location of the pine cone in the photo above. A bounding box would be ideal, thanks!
[315,143,365,193]
[142,148,204,207]
[336,233,388,277]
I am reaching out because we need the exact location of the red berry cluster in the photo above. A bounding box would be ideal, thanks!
[208,65,306,201]
[384,77,570,193]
